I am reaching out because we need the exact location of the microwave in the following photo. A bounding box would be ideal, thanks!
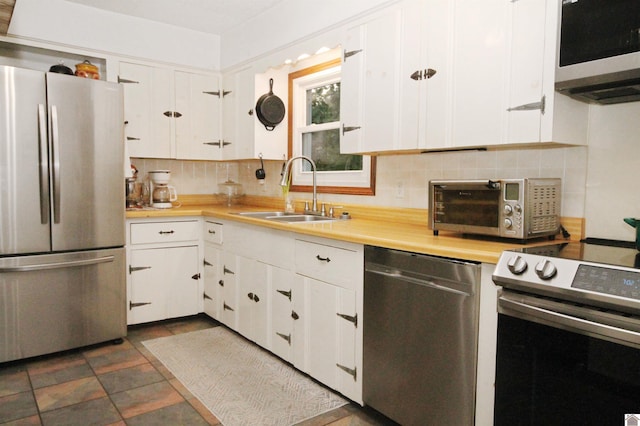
[428,178,562,241]
[555,0,640,104]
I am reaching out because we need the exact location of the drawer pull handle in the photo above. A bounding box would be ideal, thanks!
[316,255,331,263]
[208,230,216,234]
[129,265,151,274]
[159,230,174,235]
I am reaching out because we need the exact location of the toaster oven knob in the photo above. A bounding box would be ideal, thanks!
[503,205,513,215]
[535,259,557,280]
[504,218,513,228]
[507,255,528,275]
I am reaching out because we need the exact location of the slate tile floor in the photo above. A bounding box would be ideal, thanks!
[0,315,395,425]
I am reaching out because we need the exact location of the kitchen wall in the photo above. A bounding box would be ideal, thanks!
[132,143,588,216]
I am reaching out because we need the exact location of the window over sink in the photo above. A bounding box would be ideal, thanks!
[288,58,375,195]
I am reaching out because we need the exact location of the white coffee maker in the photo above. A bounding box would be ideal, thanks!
[148,170,178,208]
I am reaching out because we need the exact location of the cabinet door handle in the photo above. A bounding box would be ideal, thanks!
[126,136,140,141]
[218,279,224,287]
[208,229,216,234]
[204,141,222,147]
[277,289,292,301]
[248,292,254,300]
[336,363,357,381]
[276,332,291,345]
[337,312,358,328]
[248,109,254,116]
[343,48,363,61]
[253,294,260,303]
[342,124,361,135]
[291,311,299,320]
[158,230,174,235]
[224,266,235,275]
[507,95,546,114]
[129,301,151,310]
[316,255,331,263]
[191,273,200,280]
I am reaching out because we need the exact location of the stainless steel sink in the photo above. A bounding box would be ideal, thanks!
[236,211,335,223]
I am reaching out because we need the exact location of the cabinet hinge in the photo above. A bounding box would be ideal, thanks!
[224,266,235,275]
[223,302,234,311]
[129,301,151,310]
[203,259,213,267]
[277,289,292,301]
[203,292,213,300]
[202,90,232,97]
[191,273,201,280]
[276,332,291,345]
[343,49,363,61]
[129,265,151,274]
[336,363,357,381]
[342,124,361,136]
[118,76,139,84]
[507,95,546,114]
[337,312,358,327]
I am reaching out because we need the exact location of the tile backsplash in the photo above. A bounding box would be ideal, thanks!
[131,144,588,217]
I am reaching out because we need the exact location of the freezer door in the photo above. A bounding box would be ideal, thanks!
[46,73,125,251]
[0,66,51,255]
[0,248,126,363]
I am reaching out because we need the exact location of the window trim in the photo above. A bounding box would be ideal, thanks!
[287,58,376,196]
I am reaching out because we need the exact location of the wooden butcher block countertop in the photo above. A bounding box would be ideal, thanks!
[126,195,583,264]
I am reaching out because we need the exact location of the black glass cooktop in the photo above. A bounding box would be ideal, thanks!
[515,238,640,270]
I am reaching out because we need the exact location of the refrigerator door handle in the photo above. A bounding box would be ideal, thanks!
[37,104,49,225]
[50,105,61,224]
[0,255,114,272]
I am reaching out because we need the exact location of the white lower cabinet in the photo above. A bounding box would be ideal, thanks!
[294,237,363,403]
[199,220,363,403]
[127,219,201,325]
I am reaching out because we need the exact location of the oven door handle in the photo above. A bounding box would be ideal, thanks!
[499,294,640,348]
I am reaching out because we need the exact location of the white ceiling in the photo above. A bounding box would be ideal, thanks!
[63,0,287,35]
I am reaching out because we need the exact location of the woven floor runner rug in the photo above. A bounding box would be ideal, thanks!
[142,326,347,426]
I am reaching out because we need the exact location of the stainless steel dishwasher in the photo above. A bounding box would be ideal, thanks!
[363,245,481,426]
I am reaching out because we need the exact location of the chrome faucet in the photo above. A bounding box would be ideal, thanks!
[280,155,318,214]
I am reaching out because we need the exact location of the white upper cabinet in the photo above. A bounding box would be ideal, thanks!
[120,61,222,160]
[120,63,173,158]
[504,0,588,146]
[221,67,288,160]
[174,71,223,159]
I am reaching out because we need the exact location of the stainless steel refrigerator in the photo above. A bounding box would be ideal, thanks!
[0,65,126,363]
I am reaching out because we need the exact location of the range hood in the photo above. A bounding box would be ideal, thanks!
[555,68,640,105]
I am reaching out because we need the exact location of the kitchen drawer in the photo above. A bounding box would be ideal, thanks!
[295,238,363,290]
[204,221,223,245]
[130,220,199,245]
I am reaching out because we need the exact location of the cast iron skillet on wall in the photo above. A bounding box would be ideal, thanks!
[255,78,285,131]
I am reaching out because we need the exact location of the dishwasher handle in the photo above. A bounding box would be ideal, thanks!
[366,262,473,297]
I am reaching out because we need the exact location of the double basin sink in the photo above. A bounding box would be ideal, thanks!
[237,211,336,223]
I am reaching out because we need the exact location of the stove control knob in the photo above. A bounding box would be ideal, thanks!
[535,259,557,280]
[507,255,528,275]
